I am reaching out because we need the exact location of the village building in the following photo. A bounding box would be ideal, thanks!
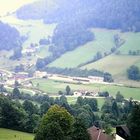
[73,77,90,83]
[7,72,29,84]
[14,72,29,80]
[73,91,83,96]
[73,90,99,97]
[116,125,130,140]
[34,71,47,78]
[88,126,113,140]
[88,76,104,83]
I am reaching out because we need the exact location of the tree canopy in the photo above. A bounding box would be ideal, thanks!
[34,105,74,140]
[0,21,22,51]
[127,104,140,140]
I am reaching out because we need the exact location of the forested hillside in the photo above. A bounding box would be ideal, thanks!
[0,21,22,51]
[17,0,140,31]
[16,0,140,66]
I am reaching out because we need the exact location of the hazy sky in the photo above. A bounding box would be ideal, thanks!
[0,0,36,16]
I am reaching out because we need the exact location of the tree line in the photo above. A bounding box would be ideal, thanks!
[0,21,23,60]
[43,67,114,82]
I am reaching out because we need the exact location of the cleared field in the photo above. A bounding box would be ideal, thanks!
[119,32,140,54]
[0,128,34,140]
[82,55,140,75]
[31,79,140,100]
[81,54,140,85]
[48,28,117,68]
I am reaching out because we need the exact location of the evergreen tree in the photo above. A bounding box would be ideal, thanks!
[66,85,71,95]
[127,104,140,140]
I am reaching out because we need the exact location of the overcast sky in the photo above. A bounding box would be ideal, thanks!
[0,0,36,16]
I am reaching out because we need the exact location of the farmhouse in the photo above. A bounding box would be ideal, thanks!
[34,71,47,78]
[73,77,90,83]
[88,126,113,140]
[73,90,99,97]
[116,125,130,140]
[88,76,104,83]
[14,72,29,80]
[7,72,29,84]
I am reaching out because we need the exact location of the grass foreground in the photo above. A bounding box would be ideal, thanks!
[0,128,34,140]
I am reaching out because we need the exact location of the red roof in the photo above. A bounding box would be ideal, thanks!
[88,126,113,140]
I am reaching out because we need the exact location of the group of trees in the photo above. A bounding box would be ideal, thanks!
[0,22,22,51]
[0,86,140,139]
[127,65,140,81]
[127,104,140,140]
[110,34,125,54]
[129,50,140,55]
[43,67,114,83]
[49,21,94,58]
[35,105,90,140]
[0,95,40,132]
[0,21,23,60]
[0,88,97,134]
[45,67,104,77]
[100,96,134,131]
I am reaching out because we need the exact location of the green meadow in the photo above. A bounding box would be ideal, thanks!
[48,28,117,68]
[0,128,34,140]
[31,79,140,100]
[82,54,140,85]
[119,32,140,54]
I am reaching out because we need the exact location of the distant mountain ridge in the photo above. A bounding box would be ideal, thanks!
[17,0,140,31]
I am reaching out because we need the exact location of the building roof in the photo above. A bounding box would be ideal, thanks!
[88,126,113,140]
[116,125,131,137]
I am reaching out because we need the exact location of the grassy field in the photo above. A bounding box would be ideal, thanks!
[48,29,140,68]
[120,32,140,54]
[31,79,140,100]
[48,28,117,68]
[0,128,34,140]
[81,54,140,85]
[82,54,140,75]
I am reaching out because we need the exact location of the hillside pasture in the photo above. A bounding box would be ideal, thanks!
[48,28,117,68]
[119,32,140,54]
[81,54,140,85]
